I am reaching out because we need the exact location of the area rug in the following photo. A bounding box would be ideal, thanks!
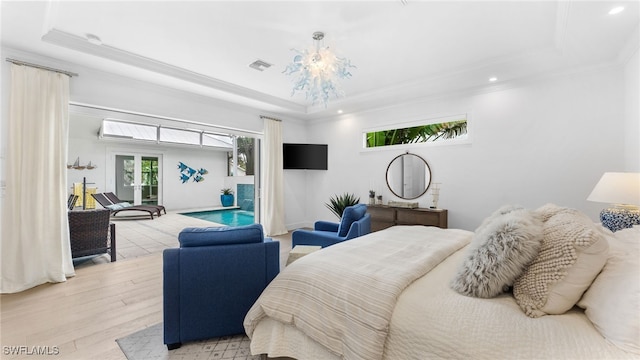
[116,323,261,360]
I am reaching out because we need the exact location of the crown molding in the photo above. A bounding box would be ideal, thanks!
[41,28,306,114]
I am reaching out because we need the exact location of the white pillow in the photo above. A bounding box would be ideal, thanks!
[513,206,609,317]
[451,208,543,298]
[578,226,640,355]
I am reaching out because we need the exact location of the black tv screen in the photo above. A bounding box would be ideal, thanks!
[283,143,328,170]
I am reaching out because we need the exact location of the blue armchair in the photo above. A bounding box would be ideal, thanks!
[163,224,279,349]
[292,203,371,248]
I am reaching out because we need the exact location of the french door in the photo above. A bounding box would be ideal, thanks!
[109,151,162,206]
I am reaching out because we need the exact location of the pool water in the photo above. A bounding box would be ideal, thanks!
[181,209,255,227]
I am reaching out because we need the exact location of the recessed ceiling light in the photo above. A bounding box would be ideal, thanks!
[489,77,497,82]
[609,6,624,15]
[86,33,102,45]
[337,110,343,114]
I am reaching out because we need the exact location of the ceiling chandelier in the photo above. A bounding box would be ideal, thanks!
[283,31,355,107]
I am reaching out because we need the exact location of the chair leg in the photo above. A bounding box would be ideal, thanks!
[109,223,117,262]
[166,343,181,350]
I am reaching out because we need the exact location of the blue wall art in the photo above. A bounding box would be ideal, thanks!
[178,162,208,183]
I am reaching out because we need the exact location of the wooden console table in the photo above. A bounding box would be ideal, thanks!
[367,205,448,232]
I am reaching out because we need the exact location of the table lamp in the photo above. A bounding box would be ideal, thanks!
[587,172,640,232]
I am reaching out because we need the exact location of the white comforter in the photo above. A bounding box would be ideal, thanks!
[247,226,635,360]
[244,226,472,360]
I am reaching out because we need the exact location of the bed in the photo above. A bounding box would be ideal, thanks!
[244,204,639,359]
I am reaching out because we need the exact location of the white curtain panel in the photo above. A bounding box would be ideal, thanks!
[262,118,288,236]
[1,64,74,293]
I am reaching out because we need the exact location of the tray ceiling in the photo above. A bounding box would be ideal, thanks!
[1,1,638,119]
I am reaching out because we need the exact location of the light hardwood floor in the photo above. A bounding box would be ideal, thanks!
[0,212,293,360]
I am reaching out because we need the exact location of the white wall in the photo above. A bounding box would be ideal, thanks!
[281,120,311,229]
[160,147,228,210]
[624,48,640,172]
[0,47,311,224]
[303,66,627,231]
[1,46,635,231]
[67,114,230,210]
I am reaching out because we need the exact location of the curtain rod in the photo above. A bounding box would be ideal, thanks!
[260,115,282,122]
[5,58,79,77]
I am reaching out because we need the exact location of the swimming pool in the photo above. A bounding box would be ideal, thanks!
[180,209,255,227]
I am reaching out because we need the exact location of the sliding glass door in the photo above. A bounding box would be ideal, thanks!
[111,152,162,206]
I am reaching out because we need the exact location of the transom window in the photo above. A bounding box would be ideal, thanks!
[99,119,233,150]
[363,114,468,150]
[99,118,253,177]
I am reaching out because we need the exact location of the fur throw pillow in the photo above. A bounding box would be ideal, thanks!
[474,204,526,234]
[451,208,543,298]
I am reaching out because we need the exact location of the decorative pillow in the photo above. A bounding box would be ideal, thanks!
[533,203,569,222]
[337,204,367,237]
[577,226,640,355]
[451,208,543,298]
[513,207,609,318]
[473,204,526,234]
[117,202,133,208]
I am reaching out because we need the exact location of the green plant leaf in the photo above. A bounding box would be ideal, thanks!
[325,193,360,219]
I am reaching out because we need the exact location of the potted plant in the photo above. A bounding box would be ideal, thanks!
[325,192,360,219]
[220,188,234,207]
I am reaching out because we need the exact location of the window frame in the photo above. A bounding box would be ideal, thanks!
[361,113,471,152]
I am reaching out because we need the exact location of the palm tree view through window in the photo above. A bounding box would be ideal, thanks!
[365,117,467,148]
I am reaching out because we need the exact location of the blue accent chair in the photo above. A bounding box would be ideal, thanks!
[291,204,371,248]
[163,224,279,349]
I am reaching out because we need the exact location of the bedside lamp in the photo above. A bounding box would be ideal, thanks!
[587,172,640,232]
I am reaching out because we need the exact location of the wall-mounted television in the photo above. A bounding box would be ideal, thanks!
[283,143,328,170]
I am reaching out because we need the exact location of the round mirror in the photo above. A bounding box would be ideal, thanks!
[385,153,432,200]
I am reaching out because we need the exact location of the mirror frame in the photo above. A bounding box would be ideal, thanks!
[385,152,432,200]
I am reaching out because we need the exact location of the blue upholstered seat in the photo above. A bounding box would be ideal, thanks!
[291,204,371,248]
[163,224,279,349]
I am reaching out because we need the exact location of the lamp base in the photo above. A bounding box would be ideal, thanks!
[600,206,640,232]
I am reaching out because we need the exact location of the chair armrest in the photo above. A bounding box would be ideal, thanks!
[292,229,345,248]
[314,221,339,232]
[344,213,372,240]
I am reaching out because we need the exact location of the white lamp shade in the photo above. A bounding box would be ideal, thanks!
[587,172,640,206]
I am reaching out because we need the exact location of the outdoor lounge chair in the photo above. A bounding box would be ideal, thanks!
[104,191,166,215]
[91,193,159,220]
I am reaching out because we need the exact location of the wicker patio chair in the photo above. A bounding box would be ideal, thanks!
[68,208,116,262]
